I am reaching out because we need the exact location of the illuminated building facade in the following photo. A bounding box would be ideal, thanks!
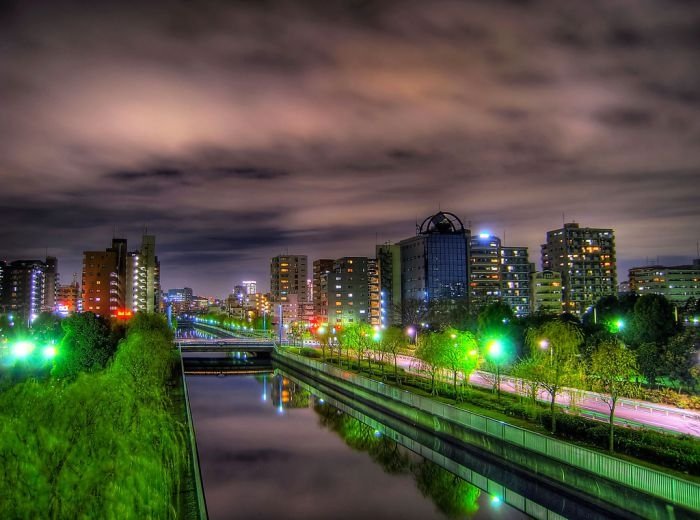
[0,259,50,324]
[399,212,470,312]
[168,287,193,314]
[530,270,563,314]
[629,260,700,305]
[542,223,616,315]
[242,280,257,295]
[469,234,502,311]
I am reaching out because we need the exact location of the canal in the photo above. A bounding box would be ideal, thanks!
[187,369,535,520]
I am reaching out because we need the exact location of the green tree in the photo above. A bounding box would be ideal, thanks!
[52,313,117,379]
[416,331,449,395]
[381,327,406,383]
[628,294,679,346]
[662,331,698,393]
[525,320,583,433]
[440,329,479,401]
[589,340,640,452]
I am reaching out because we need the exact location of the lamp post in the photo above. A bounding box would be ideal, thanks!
[539,339,552,363]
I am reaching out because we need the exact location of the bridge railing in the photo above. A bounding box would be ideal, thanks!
[275,348,700,513]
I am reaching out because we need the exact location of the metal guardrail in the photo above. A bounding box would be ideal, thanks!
[178,348,209,520]
[276,348,700,513]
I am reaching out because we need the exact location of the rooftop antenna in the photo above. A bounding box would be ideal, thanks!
[503,229,506,245]
[562,212,565,226]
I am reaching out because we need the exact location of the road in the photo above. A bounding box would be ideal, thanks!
[395,354,700,437]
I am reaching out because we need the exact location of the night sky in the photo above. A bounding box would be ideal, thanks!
[1,0,699,296]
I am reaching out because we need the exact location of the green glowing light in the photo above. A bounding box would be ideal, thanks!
[491,496,502,506]
[12,341,35,358]
[488,339,503,359]
[43,345,57,359]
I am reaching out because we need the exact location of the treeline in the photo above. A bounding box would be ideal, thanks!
[0,313,187,518]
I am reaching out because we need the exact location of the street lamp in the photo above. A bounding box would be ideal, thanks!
[539,338,552,362]
[12,340,35,359]
[487,339,504,398]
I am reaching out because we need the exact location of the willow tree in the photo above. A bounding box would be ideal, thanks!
[525,320,583,433]
[589,340,640,452]
[440,329,479,401]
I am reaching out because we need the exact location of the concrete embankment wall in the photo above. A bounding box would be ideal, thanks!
[273,350,699,520]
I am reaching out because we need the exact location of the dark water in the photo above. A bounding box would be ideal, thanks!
[187,372,530,520]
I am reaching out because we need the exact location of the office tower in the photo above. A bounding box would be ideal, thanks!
[469,234,502,311]
[271,255,308,303]
[376,244,401,327]
[399,212,470,317]
[0,259,48,325]
[530,270,564,315]
[313,259,334,320]
[629,259,700,306]
[242,280,257,295]
[325,257,371,326]
[542,223,617,315]
[500,246,531,317]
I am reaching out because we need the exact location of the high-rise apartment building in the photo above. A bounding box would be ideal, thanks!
[469,234,502,311]
[530,270,563,315]
[82,247,120,317]
[542,223,616,315]
[629,260,700,305]
[43,256,58,313]
[271,255,308,304]
[400,212,470,315]
[376,244,401,327]
[0,259,51,324]
[312,259,334,320]
[501,246,531,317]
[325,257,371,326]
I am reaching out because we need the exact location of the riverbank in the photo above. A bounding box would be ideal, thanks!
[274,348,700,519]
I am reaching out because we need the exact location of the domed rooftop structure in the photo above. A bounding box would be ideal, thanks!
[418,212,465,235]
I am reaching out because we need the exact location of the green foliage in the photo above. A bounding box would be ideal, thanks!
[628,294,680,346]
[52,313,120,380]
[0,313,187,517]
[589,340,640,451]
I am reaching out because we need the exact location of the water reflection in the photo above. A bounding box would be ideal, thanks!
[314,401,482,519]
[189,372,527,519]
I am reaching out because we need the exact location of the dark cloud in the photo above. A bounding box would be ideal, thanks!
[0,0,699,295]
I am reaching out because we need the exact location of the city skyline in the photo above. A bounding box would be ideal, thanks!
[2,1,699,295]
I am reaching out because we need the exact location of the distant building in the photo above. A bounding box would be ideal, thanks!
[530,270,563,315]
[629,260,700,306]
[168,287,193,314]
[270,255,308,304]
[376,244,402,327]
[0,259,53,324]
[399,212,470,318]
[43,256,58,313]
[242,280,257,295]
[368,258,380,327]
[542,223,616,315]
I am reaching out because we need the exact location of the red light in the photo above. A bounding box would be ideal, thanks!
[116,309,133,320]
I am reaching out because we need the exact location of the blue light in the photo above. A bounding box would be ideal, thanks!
[479,232,490,239]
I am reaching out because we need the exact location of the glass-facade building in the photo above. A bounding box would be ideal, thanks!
[400,212,470,312]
